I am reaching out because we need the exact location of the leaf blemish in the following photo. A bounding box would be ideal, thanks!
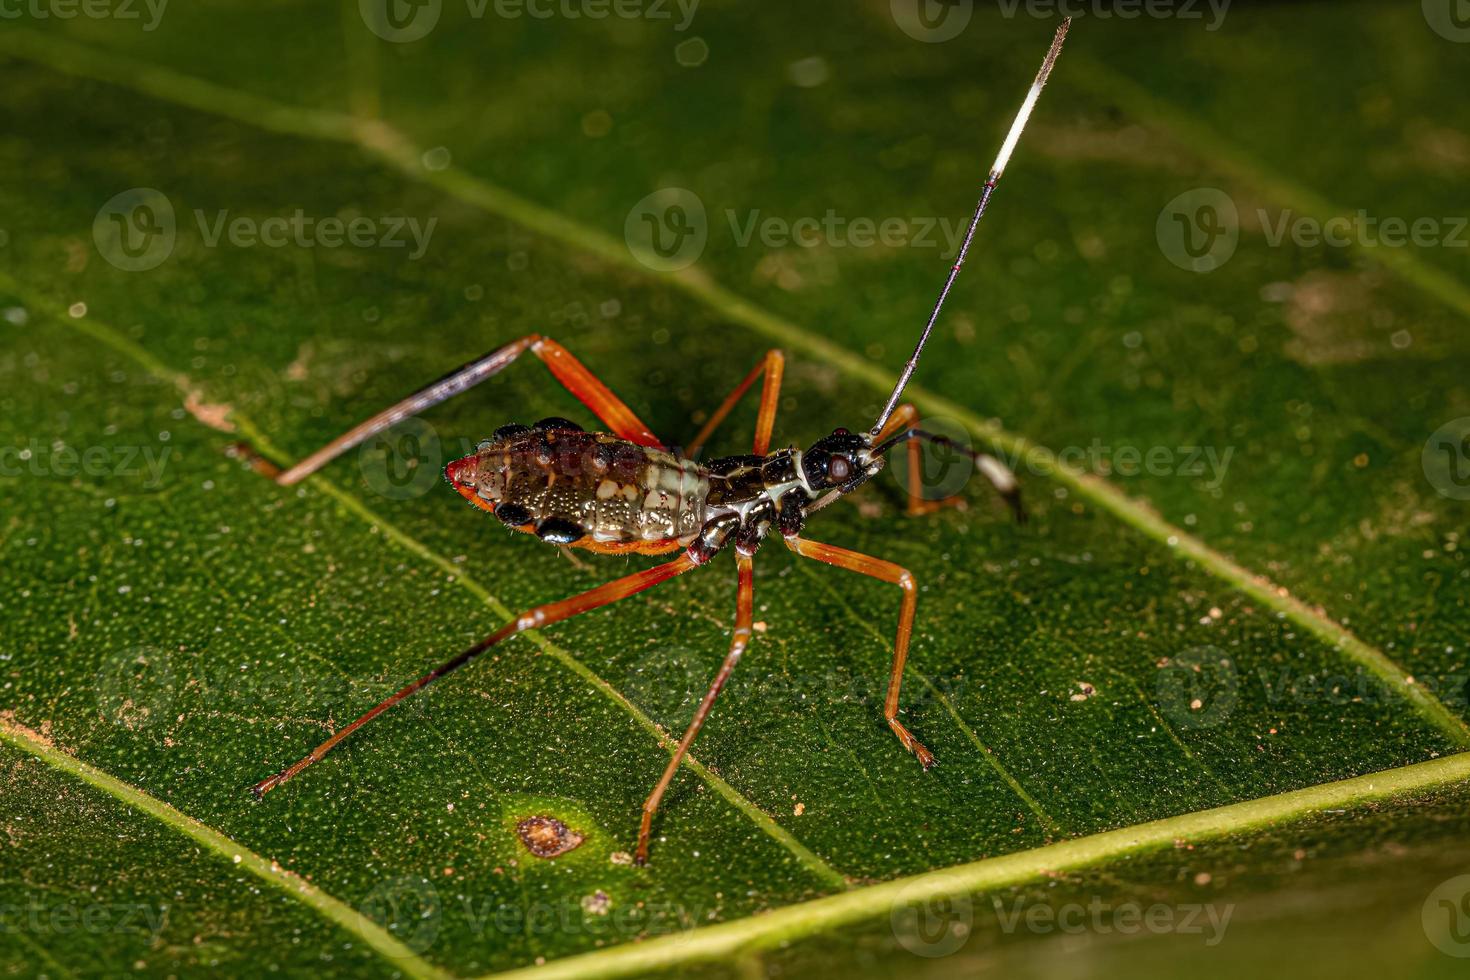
[516,815,585,858]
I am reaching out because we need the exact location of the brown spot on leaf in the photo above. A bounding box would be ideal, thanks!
[1278,269,1390,366]
[516,816,584,858]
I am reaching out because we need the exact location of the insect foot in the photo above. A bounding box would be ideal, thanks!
[889,717,937,770]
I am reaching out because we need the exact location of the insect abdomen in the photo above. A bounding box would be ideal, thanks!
[445,427,710,553]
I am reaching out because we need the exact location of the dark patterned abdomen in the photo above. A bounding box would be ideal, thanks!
[445,428,710,552]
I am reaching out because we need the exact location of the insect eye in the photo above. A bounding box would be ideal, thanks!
[828,457,851,481]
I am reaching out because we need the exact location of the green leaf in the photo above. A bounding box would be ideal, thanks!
[2,3,1468,977]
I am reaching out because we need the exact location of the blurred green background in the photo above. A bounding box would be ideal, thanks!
[1,1,1469,977]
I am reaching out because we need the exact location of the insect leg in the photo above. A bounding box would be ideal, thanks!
[251,551,702,797]
[635,553,755,865]
[874,404,1024,522]
[531,337,662,448]
[685,350,784,457]
[269,334,661,486]
[782,536,935,769]
[873,403,935,516]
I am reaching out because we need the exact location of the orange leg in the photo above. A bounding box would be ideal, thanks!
[252,552,701,797]
[636,553,755,864]
[271,333,661,486]
[783,536,934,769]
[686,350,785,457]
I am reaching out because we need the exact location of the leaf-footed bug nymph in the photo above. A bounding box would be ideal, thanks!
[249,21,1071,865]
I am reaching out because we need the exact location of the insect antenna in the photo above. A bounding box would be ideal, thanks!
[870,18,1072,438]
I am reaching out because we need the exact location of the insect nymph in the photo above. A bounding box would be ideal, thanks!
[251,22,1070,865]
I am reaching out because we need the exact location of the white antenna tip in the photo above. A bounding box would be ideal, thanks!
[990,18,1071,178]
